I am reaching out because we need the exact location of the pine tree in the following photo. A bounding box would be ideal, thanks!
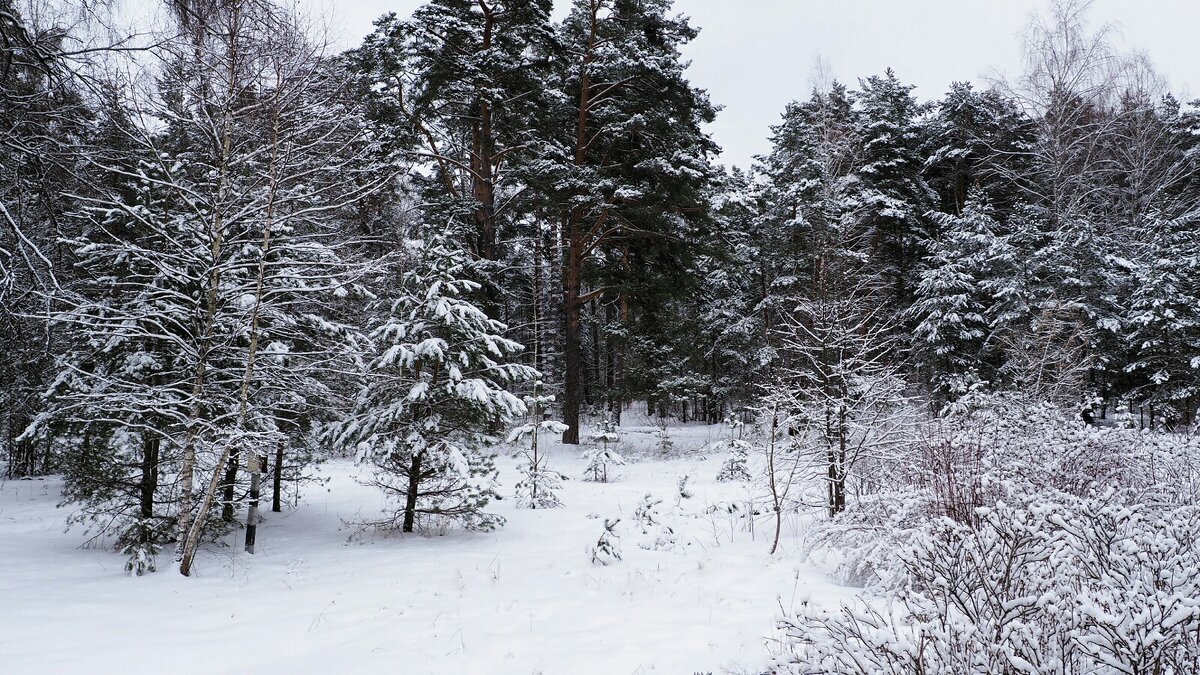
[333,239,534,532]
[349,1,554,303]
[508,381,568,509]
[541,0,718,443]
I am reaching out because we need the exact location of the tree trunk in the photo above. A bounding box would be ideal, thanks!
[473,5,497,264]
[220,454,238,522]
[272,444,284,512]
[561,7,598,446]
[402,452,423,533]
[767,409,782,555]
[588,305,603,408]
[605,300,618,418]
[562,237,582,444]
[179,445,233,576]
[140,434,159,520]
[244,454,262,553]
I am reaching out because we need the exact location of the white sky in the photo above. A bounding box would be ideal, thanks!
[309,0,1199,169]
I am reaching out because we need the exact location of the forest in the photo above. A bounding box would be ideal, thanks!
[2,0,1199,672]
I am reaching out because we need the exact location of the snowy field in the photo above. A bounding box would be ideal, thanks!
[0,422,847,674]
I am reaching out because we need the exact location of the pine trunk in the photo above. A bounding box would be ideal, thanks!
[562,233,583,445]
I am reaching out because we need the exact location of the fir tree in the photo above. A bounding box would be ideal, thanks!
[852,69,935,313]
[1124,215,1200,425]
[582,421,625,484]
[715,416,753,483]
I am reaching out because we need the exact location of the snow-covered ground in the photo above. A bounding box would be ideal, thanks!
[0,422,848,674]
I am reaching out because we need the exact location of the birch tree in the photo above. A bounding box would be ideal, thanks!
[28,0,386,575]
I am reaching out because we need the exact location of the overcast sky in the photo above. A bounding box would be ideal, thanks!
[308,0,1199,169]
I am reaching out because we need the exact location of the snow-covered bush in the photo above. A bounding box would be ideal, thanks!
[590,518,623,565]
[582,448,625,483]
[809,392,1200,588]
[786,392,1200,673]
[590,418,621,450]
[630,491,687,551]
[632,493,663,534]
[715,439,753,482]
[775,489,1200,674]
[675,475,695,503]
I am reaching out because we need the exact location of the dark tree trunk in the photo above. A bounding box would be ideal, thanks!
[140,435,160,520]
[473,8,497,264]
[828,410,848,517]
[221,454,238,522]
[605,300,618,417]
[402,452,423,533]
[562,236,582,444]
[271,444,284,512]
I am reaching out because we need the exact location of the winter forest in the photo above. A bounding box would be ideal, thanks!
[2,0,1200,672]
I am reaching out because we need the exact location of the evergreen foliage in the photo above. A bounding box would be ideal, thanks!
[333,240,533,532]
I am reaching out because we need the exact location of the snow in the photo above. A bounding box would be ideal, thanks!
[0,421,848,674]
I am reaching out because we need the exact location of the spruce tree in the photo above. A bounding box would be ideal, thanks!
[911,192,1003,398]
[852,69,934,313]
[1125,216,1200,426]
[333,239,534,532]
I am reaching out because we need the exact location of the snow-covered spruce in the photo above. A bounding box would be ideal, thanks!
[632,493,664,535]
[715,440,753,482]
[590,418,621,450]
[713,416,753,482]
[655,426,674,454]
[331,240,534,533]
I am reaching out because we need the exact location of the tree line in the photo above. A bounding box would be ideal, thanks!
[1,0,1197,572]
